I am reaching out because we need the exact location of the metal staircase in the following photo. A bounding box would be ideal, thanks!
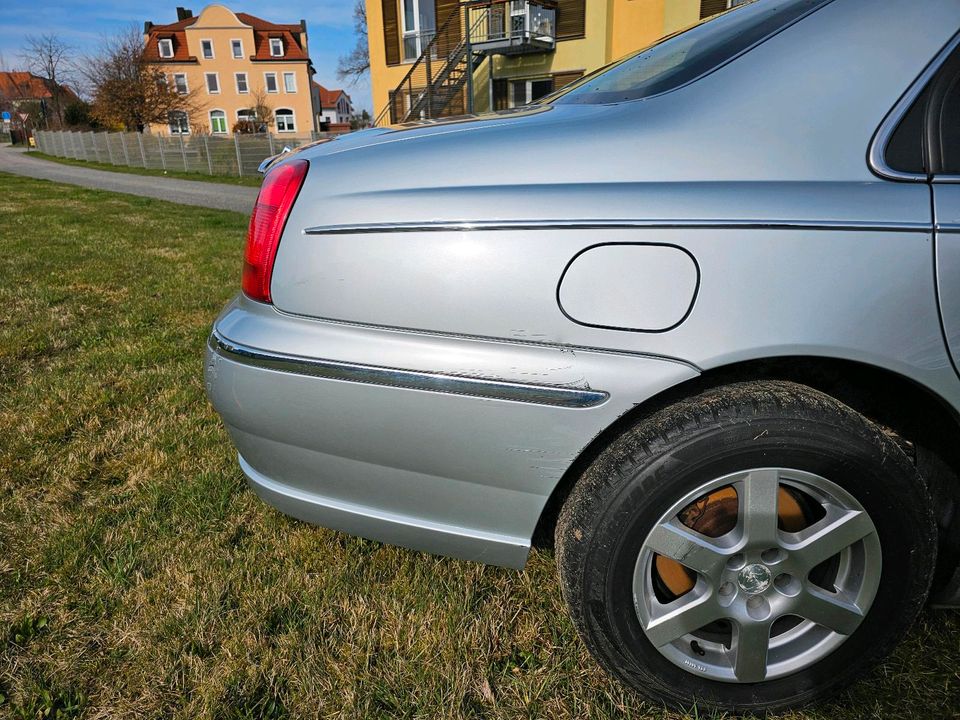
[375,0,557,127]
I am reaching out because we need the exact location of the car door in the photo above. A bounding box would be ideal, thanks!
[929,42,960,374]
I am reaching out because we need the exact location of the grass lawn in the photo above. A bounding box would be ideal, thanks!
[0,172,957,719]
[25,151,264,187]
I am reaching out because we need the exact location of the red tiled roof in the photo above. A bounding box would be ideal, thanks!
[314,82,347,109]
[0,72,78,103]
[144,9,307,63]
[250,30,308,61]
[143,16,198,62]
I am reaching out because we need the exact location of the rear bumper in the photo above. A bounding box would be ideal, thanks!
[205,295,697,568]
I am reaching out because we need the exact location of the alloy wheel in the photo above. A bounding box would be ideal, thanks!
[633,468,882,683]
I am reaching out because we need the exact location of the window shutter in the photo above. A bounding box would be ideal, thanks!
[382,0,400,66]
[553,70,584,89]
[556,0,586,40]
[700,0,728,18]
[492,79,509,111]
[436,0,461,34]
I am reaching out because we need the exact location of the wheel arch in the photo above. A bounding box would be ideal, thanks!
[535,355,960,596]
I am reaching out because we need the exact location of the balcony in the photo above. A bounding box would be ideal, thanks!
[467,0,557,57]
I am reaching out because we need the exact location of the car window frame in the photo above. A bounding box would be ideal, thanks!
[869,31,960,184]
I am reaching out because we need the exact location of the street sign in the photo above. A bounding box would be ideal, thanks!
[1,111,9,121]
[19,113,29,123]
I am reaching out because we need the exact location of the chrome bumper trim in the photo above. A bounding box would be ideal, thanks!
[209,330,609,408]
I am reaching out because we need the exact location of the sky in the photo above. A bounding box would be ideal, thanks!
[0,0,373,112]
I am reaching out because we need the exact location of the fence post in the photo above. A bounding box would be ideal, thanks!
[137,132,147,168]
[158,135,166,170]
[234,134,243,177]
[267,133,275,155]
[179,134,188,171]
[105,133,115,164]
[120,132,130,165]
[203,136,213,175]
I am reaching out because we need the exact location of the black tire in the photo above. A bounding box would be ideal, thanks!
[555,380,937,713]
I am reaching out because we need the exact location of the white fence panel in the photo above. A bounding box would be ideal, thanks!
[27,130,346,178]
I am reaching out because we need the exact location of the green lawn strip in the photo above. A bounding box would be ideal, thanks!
[0,171,956,719]
[25,151,263,187]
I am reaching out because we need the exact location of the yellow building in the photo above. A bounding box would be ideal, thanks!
[143,5,317,136]
[368,0,738,125]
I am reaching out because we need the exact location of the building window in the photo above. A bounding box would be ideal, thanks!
[275,108,295,132]
[209,110,228,134]
[237,108,267,133]
[168,110,189,134]
[172,73,188,94]
[510,78,554,107]
[270,38,283,57]
[231,39,244,58]
[200,39,214,59]
[236,72,249,93]
[401,0,436,61]
[264,72,278,93]
[158,38,174,58]
[205,72,220,94]
[283,72,296,93]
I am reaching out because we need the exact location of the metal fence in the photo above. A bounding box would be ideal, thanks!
[33,130,344,178]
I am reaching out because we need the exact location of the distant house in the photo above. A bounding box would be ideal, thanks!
[312,82,353,132]
[0,71,79,128]
[143,5,319,136]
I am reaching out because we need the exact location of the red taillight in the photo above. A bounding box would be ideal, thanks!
[242,159,309,303]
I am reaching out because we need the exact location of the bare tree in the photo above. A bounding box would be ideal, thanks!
[337,1,370,84]
[20,34,74,128]
[234,89,274,133]
[84,25,201,132]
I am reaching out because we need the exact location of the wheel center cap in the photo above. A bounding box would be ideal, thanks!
[737,563,772,594]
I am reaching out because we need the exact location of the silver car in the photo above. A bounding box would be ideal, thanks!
[206,0,960,711]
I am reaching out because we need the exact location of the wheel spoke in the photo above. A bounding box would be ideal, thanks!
[738,469,781,547]
[784,506,875,572]
[730,620,772,683]
[645,520,728,580]
[644,589,724,647]
[794,587,865,635]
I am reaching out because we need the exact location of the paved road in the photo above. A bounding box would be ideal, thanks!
[0,145,258,213]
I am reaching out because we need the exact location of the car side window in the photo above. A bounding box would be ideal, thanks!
[884,42,960,177]
[884,87,929,175]
[927,50,960,176]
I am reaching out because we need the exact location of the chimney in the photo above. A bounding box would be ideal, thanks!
[176,7,193,21]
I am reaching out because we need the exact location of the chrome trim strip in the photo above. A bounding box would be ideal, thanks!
[209,330,609,408]
[869,31,960,183]
[936,223,960,233]
[304,218,929,235]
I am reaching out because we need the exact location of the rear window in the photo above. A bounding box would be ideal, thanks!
[551,0,832,105]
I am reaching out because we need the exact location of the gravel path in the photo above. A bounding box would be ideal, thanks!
[0,145,258,213]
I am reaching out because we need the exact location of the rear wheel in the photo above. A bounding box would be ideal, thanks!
[555,381,936,712]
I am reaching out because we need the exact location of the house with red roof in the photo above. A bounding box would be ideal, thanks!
[312,82,354,132]
[143,5,319,136]
[0,71,79,128]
